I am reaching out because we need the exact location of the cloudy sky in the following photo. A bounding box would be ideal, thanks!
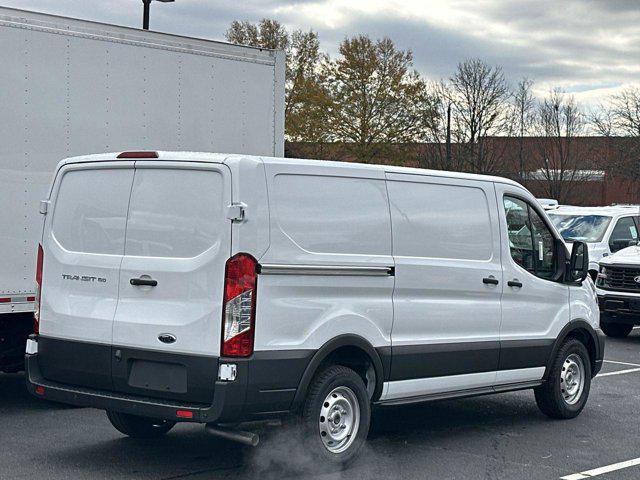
[3,0,639,107]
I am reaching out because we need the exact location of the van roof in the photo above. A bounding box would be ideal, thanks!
[59,151,525,188]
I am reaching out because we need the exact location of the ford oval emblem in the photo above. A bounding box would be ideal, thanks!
[158,333,177,344]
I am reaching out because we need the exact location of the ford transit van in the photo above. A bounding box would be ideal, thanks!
[26,151,604,465]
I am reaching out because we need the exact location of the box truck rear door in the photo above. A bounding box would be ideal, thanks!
[38,162,135,390]
[111,161,231,404]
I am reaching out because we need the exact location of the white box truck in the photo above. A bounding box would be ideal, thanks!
[0,7,285,372]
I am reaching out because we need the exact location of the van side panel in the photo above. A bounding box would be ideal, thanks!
[383,173,503,400]
[256,163,393,350]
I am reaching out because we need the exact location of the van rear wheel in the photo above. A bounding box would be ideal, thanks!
[534,338,591,419]
[301,365,370,467]
[601,322,633,338]
[106,411,176,439]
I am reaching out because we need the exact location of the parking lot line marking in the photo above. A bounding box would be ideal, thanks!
[560,457,640,479]
[598,367,640,377]
[603,359,640,367]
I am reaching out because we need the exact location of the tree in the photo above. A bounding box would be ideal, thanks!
[225,19,288,50]
[512,77,536,180]
[610,87,640,137]
[321,35,437,163]
[225,20,330,146]
[589,87,640,182]
[445,59,511,174]
[530,89,595,202]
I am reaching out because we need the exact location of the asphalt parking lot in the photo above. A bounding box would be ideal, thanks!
[2,331,639,480]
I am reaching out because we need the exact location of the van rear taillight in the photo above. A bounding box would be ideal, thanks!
[221,253,257,357]
[34,244,43,334]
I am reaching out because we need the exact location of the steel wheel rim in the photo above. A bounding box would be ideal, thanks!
[318,386,360,454]
[561,353,585,405]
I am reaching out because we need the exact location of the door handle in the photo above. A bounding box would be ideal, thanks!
[507,280,523,288]
[482,276,499,285]
[130,277,158,287]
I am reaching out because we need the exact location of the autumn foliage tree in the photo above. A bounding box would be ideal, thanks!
[321,35,436,163]
[226,21,436,163]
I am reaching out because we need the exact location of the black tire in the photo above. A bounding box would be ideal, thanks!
[535,338,591,419]
[106,411,176,439]
[301,365,371,467]
[601,322,633,338]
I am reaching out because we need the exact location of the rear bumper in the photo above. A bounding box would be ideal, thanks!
[26,335,313,423]
[26,352,232,423]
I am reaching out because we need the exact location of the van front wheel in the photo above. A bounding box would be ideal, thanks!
[301,365,371,466]
[106,410,176,439]
[534,338,591,419]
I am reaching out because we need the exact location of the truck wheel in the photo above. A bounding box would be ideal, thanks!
[601,322,633,338]
[106,411,175,439]
[534,338,591,419]
[301,365,371,467]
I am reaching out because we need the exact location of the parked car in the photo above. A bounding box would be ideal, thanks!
[596,245,640,337]
[547,205,640,280]
[26,151,604,465]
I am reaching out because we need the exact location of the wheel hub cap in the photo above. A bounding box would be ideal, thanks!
[560,353,585,405]
[319,386,360,454]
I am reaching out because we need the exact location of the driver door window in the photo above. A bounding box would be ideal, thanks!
[503,196,556,280]
[609,217,638,253]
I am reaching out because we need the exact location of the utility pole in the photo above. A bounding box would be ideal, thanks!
[142,0,174,30]
[445,103,452,168]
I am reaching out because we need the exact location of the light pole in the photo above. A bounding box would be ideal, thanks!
[142,0,174,30]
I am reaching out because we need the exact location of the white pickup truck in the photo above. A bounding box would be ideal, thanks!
[596,245,640,338]
[547,205,640,281]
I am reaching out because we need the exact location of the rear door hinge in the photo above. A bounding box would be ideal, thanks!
[39,200,50,215]
[226,203,246,222]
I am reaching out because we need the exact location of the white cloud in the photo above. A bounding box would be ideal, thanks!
[2,0,638,107]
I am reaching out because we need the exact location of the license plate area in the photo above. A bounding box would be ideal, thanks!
[128,360,187,394]
[111,346,217,404]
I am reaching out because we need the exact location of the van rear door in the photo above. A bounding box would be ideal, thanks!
[111,162,231,403]
[38,162,135,390]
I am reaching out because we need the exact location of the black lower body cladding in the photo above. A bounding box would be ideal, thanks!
[28,336,314,423]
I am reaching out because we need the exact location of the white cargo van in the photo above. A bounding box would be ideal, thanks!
[27,151,604,464]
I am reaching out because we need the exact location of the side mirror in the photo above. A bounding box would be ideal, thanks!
[567,241,589,283]
[553,238,568,281]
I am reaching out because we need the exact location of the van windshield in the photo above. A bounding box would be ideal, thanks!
[548,214,612,243]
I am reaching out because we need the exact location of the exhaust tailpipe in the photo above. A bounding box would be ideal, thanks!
[205,424,260,447]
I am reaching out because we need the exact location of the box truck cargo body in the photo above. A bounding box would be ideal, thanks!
[0,7,285,371]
